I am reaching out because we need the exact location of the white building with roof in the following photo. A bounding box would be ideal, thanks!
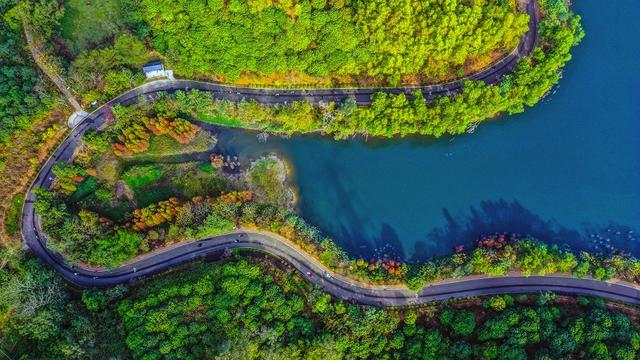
[142,60,174,80]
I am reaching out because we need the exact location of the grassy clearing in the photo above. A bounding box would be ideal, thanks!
[166,162,229,198]
[121,164,163,190]
[60,0,126,55]
[198,113,260,129]
[120,162,227,207]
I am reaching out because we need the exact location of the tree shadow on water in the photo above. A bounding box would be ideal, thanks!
[337,222,406,260]
[410,199,583,262]
[315,160,407,259]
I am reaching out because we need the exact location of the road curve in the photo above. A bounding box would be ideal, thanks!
[22,0,640,306]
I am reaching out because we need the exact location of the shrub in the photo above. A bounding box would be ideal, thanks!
[131,197,181,230]
[89,230,143,267]
[5,193,24,236]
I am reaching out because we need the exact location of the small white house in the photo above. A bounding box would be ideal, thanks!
[142,60,174,79]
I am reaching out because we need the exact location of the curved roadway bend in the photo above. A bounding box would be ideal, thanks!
[22,0,640,305]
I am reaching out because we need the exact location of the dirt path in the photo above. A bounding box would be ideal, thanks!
[22,22,83,112]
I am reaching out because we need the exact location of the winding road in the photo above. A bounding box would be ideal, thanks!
[21,0,640,306]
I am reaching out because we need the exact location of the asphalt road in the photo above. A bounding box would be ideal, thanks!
[23,0,640,306]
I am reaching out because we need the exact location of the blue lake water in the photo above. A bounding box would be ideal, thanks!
[216,0,640,261]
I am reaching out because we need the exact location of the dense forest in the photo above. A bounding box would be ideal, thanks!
[142,0,529,84]
[1,253,639,359]
[0,0,52,149]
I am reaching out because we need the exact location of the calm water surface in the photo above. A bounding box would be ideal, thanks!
[216,1,640,261]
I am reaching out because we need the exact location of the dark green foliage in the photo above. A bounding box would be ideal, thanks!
[2,253,639,360]
[134,185,174,208]
[68,176,98,202]
[34,187,142,267]
[0,257,129,359]
[4,193,24,235]
[117,260,311,358]
[0,0,52,148]
[440,309,477,337]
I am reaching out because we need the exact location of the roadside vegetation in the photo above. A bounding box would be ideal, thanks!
[5,0,583,138]
[2,251,639,359]
[33,102,640,291]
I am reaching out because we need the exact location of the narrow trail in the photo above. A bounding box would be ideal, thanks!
[22,22,83,112]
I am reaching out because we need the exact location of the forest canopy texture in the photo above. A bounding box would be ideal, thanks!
[142,0,530,83]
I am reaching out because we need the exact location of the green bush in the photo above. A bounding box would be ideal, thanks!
[5,193,24,236]
[195,213,235,239]
[89,230,143,267]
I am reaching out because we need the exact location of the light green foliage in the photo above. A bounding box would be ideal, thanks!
[484,295,513,311]
[195,213,235,238]
[81,129,112,166]
[193,4,583,139]
[141,0,527,83]
[352,0,529,82]
[471,248,512,275]
[90,230,143,267]
[513,241,577,275]
[121,164,163,190]
[175,89,215,117]
[8,0,64,39]
[51,161,87,193]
